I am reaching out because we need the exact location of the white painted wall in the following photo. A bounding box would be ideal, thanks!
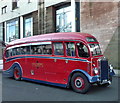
[45,0,68,7]
[0,0,38,23]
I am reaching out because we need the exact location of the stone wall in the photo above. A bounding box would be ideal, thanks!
[45,6,55,33]
[32,11,39,36]
[81,2,119,67]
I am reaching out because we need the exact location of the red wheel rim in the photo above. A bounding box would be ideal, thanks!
[14,69,20,79]
[74,77,85,90]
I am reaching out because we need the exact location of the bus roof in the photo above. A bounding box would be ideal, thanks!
[8,32,96,46]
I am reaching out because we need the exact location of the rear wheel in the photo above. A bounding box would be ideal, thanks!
[13,67,21,81]
[71,73,91,94]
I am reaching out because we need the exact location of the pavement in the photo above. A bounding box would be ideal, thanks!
[0,59,119,77]
[0,60,3,72]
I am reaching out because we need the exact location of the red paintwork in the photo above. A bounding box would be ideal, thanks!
[3,32,103,85]
[8,32,95,46]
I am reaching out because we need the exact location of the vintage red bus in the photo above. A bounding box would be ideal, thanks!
[3,32,115,93]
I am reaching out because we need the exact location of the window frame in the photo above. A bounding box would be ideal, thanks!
[55,3,72,33]
[23,16,33,38]
[5,42,53,58]
[53,41,65,56]
[30,43,52,55]
[65,41,76,57]
[76,41,90,58]
[0,23,4,41]
[12,0,20,10]
[2,6,7,14]
[6,18,20,42]
[28,0,31,3]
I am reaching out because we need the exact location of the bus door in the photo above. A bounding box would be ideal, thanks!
[76,42,91,73]
[45,42,67,84]
[31,42,54,81]
[30,44,46,81]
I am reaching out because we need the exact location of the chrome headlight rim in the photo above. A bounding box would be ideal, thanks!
[93,67,99,74]
[109,64,113,72]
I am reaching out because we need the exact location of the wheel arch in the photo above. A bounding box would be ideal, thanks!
[8,62,23,77]
[67,69,91,88]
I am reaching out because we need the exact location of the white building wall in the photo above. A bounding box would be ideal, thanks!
[45,0,68,7]
[0,0,39,43]
[0,0,38,23]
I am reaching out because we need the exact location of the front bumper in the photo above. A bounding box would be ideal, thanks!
[89,69,115,83]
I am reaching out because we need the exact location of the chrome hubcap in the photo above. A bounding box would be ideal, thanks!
[75,78,82,88]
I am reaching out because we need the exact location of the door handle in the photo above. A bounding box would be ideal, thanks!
[54,59,57,62]
[65,60,68,63]
[36,61,38,63]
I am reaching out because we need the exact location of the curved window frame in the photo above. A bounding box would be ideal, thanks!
[76,42,90,58]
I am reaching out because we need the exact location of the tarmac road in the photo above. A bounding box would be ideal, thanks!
[1,73,119,102]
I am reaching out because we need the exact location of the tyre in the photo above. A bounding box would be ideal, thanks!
[13,67,21,81]
[71,73,91,94]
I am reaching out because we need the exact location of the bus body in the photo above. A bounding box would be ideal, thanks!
[3,32,115,93]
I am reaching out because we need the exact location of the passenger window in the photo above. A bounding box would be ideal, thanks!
[31,44,52,55]
[31,45,39,54]
[77,42,90,58]
[12,48,17,56]
[54,42,64,55]
[15,47,21,55]
[6,50,11,58]
[6,50,9,58]
[21,46,30,55]
[66,42,75,56]
[42,44,52,55]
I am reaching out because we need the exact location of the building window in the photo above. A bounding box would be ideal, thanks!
[24,17,33,37]
[6,18,19,42]
[56,5,72,32]
[2,6,7,14]
[12,0,20,10]
[0,23,3,41]
[28,0,31,3]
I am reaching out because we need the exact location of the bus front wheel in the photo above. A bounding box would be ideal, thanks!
[13,67,21,81]
[71,73,91,94]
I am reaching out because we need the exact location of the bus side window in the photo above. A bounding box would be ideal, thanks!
[77,42,90,58]
[65,42,75,56]
[54,42,64,55]
[6,49,13,58]
[21,46,30,55]
[16,47,21,55]
[6,50,9,58]
[31,46,38,54]
[42,44,52,55]
[12,48,16,56]
[31,44,52,55]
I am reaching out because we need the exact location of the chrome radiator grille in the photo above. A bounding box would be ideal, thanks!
[99,59,109,81]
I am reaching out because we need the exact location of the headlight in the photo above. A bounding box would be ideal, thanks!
[93,68,99,74]
[109,64,113,72]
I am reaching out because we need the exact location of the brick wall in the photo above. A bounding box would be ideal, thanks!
[81,2,119,67]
